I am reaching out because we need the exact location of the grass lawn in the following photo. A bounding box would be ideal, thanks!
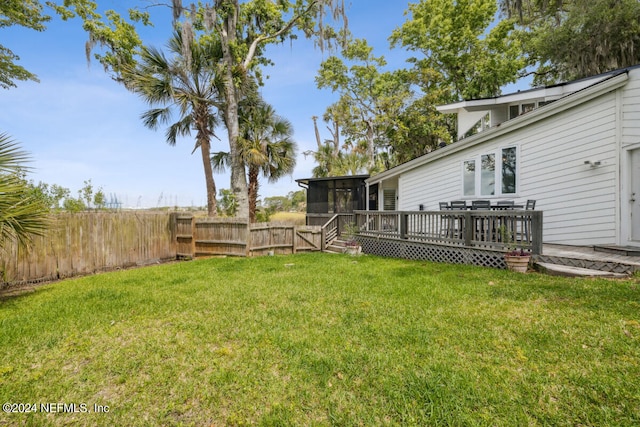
[1,253,639,426]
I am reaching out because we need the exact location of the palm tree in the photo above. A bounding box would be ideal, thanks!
[123,31,223,216]
[213,100,297,223]
[306,142,338,178]
[0,133,49,250]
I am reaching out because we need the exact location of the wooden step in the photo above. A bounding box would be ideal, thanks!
[325,239,361,254]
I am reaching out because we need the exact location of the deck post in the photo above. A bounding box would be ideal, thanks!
[531,211,543,255]
[400,213,408,239]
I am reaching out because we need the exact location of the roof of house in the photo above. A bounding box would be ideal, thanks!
[436,66,636,114]
[296,175,370,187]
[367,67,635,186]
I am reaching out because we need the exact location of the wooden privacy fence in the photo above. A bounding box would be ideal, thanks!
[1,212,176,286]
[173,214,322,258]
[1,213,323,287]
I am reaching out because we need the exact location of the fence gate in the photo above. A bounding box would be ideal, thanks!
[295,227,322,252]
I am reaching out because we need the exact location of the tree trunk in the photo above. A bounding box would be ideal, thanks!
[223,82,249,219]
[221,10,249,220]
[312,116,322,149]
[248,165,259,223]
[199,136,218,217]
[366,120,375,172]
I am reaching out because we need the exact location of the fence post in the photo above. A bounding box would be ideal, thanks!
[245,220,251,257]
[169,212,178,258]
[321,227,326,252]
[190,215,197,259]
[292,225,298,254]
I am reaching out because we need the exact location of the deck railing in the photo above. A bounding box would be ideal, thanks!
[354,210,543,255]
[321,213,356,251]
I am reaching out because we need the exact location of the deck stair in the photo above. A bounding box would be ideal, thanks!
[325,238,349,254]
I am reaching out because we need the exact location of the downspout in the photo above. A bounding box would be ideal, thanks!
[297,181,309,225]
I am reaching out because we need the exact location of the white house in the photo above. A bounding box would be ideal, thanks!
[366,65,640,247]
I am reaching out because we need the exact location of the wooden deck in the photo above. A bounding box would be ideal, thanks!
[317,211,640,275]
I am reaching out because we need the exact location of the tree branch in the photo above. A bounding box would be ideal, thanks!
[242,0,319,70]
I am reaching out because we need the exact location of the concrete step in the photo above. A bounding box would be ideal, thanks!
[534,262,629,278]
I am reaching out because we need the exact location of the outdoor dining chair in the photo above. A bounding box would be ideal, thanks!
[470,200,492,241]
[494,201,515,244]
[439,202,451,237]
[449,200,467,210]
[443,201,467,238]
[496,200,515,209]
[471,200,491,210]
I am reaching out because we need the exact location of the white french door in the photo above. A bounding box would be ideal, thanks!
[631,149,640,241]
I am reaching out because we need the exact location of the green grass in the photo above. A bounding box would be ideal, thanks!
[1,253,639,426]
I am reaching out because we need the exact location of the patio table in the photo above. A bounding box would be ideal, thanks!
[441,204,524,210]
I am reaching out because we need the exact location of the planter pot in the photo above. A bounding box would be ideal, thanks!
[504,255,530,273]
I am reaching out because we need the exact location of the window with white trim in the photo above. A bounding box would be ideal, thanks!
[508,100,555,119]
[463,147,517,197]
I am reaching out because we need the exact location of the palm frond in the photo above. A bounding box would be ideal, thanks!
[0,133,31,173]
[166,115,193,146]
[140,107,172,130]
[0,136,50,251]
[210,151,231,173]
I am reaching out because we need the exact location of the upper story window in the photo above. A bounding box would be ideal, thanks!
[508,100,554,120]
[463,147,518,197]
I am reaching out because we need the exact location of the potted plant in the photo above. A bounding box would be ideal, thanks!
[499,225,531,273]
[342,222,362,256]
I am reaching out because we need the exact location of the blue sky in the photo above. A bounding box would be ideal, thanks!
[0,1,522,208]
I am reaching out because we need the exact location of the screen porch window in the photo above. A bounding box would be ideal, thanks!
[463,147,517,197]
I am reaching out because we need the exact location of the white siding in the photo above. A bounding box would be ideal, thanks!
[399,89,620,246]
[622,73,640,148]
[620,71,640,244]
